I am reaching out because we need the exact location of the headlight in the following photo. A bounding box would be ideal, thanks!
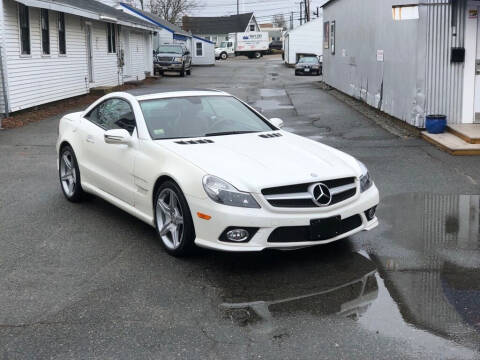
[357,160,373,193]
[203,175,260,208]
[174,57,182,62]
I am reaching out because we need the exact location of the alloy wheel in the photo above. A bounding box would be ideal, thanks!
[156,188,184,250]
[60,150,77,197]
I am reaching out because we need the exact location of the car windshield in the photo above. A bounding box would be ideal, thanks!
[219,41,229,48]
[157,45,183,54]
[139,96,275,140]
[299,57,319,64]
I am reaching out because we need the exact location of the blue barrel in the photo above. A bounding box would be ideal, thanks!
[425,114,447,134]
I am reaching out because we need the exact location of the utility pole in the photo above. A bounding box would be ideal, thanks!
[299,2,303,25]
[305,0,310,22]
[237,0,239,14]
[290,11,293,30]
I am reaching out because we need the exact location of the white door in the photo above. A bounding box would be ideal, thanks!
[123,31,132,77]
[474,11,480,123]
[80,98,137,205]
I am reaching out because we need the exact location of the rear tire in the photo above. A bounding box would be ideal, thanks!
[154,181,195,257]
[186,67,191,75]
[254,52,261,59]
[59,145,85,203]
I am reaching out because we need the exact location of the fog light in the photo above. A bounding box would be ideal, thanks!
[226,229,249,242]
[365,206,377,221]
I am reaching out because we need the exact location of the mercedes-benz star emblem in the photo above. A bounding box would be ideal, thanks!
[309,183,332,207]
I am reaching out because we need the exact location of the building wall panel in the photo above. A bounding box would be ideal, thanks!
[323,0,422,126]
[4,0,88,112]
[424,0,465,125]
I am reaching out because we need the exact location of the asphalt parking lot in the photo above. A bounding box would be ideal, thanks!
[0,55,479,359]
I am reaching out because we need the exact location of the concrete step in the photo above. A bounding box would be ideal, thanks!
[422,131,480,155]
[447,124,480,144]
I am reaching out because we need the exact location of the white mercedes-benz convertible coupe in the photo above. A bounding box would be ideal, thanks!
[57,90,379,256]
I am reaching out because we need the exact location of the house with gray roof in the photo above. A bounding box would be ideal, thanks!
[0,0,156,116]
[182,12,260,47]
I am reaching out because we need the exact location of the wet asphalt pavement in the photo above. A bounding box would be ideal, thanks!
[0,55,479,359]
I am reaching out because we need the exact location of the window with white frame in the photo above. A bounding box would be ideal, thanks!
[41,9,50,55]
[196,41,203,56]
[58,12,66,55]
[18,4,30,55]
[107,23,116,53]
[250,24,255,31]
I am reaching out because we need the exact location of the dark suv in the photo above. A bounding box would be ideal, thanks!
[154,44,192,77]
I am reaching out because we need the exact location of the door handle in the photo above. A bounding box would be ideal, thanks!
[86,135,95,144]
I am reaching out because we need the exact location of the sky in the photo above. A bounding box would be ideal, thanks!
[190,0,328,27]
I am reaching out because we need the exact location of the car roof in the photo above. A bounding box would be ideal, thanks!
[135,89,229,101]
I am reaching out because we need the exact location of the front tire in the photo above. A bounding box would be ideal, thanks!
[59,145,85,202]
[154,181,195,256]
[186,67,191,75]
[180,67,186,77]
[220,52,227,60]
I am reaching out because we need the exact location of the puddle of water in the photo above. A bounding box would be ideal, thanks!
[369,194,480,343]
[261,89,280,95]
[251,99,294,111]
[209,193,480,357]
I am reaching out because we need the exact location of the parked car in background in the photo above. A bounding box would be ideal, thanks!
[154,44,192,77]
[295,56,322,76]
[57,90,379,257]
[269,40,283,52]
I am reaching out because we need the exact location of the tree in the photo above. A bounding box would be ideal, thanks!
[149,0,200,25]
[273,14,287,30]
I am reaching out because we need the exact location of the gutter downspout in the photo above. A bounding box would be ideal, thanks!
[0,45,8,128]
[0,0,10,127]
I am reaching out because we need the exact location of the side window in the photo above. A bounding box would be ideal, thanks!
[86,99,136,134]
[19,4,30,55]
[196,42,203,56]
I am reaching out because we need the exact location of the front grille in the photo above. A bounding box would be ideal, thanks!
[262,177,357,208]
[268,214,362,243]
[157,56,173,62]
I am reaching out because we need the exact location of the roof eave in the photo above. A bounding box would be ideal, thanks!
[15,0,155,31]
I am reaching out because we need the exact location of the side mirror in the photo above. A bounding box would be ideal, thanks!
[185,51,190,55]
[269,118,284,129]
[104,129,131,145]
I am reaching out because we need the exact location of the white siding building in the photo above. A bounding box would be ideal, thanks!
[0,0,155,116]
[192,35,215,66]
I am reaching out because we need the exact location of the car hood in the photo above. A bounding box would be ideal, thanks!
[156,131,361,193]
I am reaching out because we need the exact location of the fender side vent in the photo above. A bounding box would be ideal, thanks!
[175,139,214,145]
[259,133,283,138]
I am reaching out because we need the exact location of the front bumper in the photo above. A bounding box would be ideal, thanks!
[155,63,183,71]
[188,184,379,252]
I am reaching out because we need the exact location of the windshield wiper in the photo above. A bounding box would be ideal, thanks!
[205,131,258,137]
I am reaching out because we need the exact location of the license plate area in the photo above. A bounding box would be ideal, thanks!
[310,216,341,241]
[304,68,310,72]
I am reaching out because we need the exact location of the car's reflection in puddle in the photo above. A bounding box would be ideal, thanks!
[206,194,479,355]
[219,251,378,331]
